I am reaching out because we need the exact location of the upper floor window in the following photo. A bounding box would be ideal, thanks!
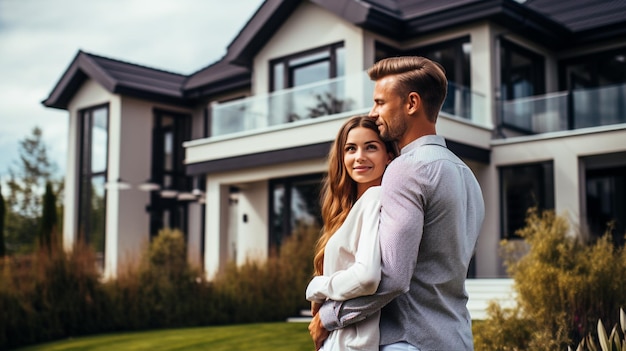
[560,47,626,90]
[500,162,554,239]
[500,39,545,101]
[271,43,345,91]
[268,43,348,124]
[77,104,109,266]
[376,37,472,118]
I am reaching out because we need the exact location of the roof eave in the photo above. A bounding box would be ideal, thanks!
[42,51,118,110]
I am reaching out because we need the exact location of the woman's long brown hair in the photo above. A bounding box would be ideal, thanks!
[313,115,399,276]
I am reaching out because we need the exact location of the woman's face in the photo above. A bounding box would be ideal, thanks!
[343,126,391,192]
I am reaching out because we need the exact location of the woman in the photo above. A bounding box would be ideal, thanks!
[306,115,399,351]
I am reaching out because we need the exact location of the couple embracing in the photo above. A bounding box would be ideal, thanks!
[306,56,485,351]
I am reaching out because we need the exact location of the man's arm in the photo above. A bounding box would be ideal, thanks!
[318,158,426,330]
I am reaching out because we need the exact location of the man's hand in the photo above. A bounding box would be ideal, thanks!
[308,313,330,350]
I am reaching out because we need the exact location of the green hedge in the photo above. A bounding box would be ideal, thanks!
[0,225,317,350]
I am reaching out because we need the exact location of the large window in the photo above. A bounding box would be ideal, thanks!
[560,47,626,129]
[148,110,191,238]
[585,161,625,246]
[269,174,323,250]
[500,39,545,101]
[500,162,554,239]
[77,104,109,266]
[375,37,472,118]
[269,43,346,124]
[271,43,344,91]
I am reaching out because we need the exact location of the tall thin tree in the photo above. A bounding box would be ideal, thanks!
[0,184,6,257]
[39,181,57,253]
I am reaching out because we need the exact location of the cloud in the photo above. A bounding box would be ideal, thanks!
[0,0,263,181]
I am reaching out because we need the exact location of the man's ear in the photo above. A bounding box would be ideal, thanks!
[406,92,421,115]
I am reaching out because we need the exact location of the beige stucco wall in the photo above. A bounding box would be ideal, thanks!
[253,0,367,103]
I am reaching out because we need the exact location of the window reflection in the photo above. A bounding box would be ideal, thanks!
[500,162,554,239]
[270,175,323,250]
[78,104,109,267]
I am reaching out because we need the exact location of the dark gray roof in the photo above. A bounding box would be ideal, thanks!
[43,51,189,109]
[45,0,626,110]
[183,59,250,98]
[524,0,626,32]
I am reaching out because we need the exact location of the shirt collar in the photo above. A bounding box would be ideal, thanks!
[401,134,446,154]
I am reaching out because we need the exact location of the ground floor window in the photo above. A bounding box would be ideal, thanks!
[500,162,555,239]
[585,164,625,245]
[77,104,109,267]
[269,174,323,250]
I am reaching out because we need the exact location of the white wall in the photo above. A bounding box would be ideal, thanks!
[202,158,326,279]
[236,181,269,265]
[65,79,113,252]
[492,126,626,235]
[253,1,366,95]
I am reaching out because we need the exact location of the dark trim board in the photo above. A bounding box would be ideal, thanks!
[186,142,333,175]
[186,139,490,175]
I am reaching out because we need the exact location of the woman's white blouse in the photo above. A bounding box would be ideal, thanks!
[306,186,382,351]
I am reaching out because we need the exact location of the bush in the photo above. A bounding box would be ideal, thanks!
[0,224,319,349]
[474,208,626,350]
[0,244,113,349]
[212,223,317,323]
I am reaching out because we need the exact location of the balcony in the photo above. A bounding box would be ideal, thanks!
[500,83,626,135]
[209,72,486,138]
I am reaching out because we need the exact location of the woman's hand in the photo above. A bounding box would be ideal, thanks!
[308,313,330,350]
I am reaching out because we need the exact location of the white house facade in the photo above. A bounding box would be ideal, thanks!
[44,0,625,291]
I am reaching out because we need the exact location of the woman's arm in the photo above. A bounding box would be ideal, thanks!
[305,190,382,302]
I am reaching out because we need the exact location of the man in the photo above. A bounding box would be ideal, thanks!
[310,56,485,350]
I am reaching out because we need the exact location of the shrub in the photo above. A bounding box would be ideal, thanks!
[474,208,626,350]
[212,223,317,323]
[572,308,626,351]
[0,243,113,349]
[0,224,319,349]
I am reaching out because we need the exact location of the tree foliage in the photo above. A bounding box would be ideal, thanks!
[3,127,60,254]
[38,182,58,253]
[0,184,5,257]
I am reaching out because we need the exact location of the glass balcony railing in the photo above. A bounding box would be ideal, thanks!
[210,73,485,138]
[442,81,486,122]
[211,72,372,137]
[501,83,626,135]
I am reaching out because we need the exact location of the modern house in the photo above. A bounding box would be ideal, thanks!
[43,0,625,299]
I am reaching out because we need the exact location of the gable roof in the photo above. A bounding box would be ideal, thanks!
[43,51,189,109]
[221,0,626,68]
[44,0,626,111]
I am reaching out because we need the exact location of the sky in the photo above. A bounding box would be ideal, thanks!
[0,0,264,183]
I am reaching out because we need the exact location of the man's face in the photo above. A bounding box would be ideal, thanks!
[369,75,408,143]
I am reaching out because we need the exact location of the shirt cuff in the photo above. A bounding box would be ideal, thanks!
[305,276,328,302]
[319,299,342,331]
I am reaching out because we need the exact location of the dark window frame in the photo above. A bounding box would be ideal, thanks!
[268,173,324,251]
[500,38,546,101]
[269,42,345,92]
[499,161,555,240]
[77,103,109,266]
[148,108,192,239]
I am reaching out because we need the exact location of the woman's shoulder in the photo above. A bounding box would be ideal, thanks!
[356,186,382,208]
[362,185,381,198]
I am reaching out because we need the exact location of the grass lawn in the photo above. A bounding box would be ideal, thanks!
[15,322,313,351]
